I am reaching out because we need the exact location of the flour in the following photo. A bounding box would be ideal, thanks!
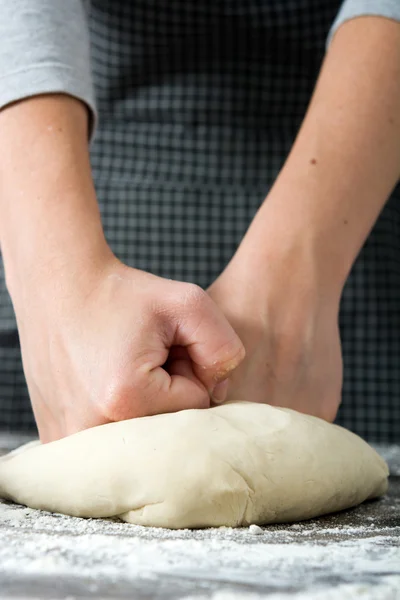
[1,499,399,600]
[184,579,400,600]
[374,444,400,476]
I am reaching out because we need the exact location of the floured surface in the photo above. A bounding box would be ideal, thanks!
[0,441,399,600]
[0,404,389,528]
[0,495,399,600]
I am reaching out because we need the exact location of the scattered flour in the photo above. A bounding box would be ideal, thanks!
[183,578,400,600]
[373,444,400,476]
[0,500,399,600]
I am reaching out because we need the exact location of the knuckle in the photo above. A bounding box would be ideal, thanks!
[100,366,165,421]
[101,378,142,421]
[180,283,208,310]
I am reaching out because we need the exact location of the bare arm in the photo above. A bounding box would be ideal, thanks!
[0,96,244,441]
[239,15,400,292]
[0,1,244,439]
[209,16,400,420]
[0,96,108,299]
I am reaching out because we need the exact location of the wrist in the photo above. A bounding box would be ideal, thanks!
[5,222,114,313]
[232,198,347,306]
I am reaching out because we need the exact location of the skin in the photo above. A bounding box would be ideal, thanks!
[209,16,400,420]
[0,97,245,442]
[0,16,399,441]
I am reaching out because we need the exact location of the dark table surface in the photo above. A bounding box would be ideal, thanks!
[0,435,399,600]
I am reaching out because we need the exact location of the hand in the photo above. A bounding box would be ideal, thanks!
[206,14,400,425]
[0,96,243,443]
[15,255,244,442]
[207,249,343,422]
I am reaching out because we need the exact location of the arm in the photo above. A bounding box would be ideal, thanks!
[0,96,106,299]
[0,93,245,441]
[209,15,400,420]
[240,15,400,294]
[0,0,99,301]
[0,0,100,283]
[0,0,245,440]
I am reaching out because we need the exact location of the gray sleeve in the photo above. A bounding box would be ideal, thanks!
[0,0,97,134]
[328,0,400,46]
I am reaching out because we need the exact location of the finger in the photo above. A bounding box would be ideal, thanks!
[167,345,230,404]
[210,379,230,404]
[143,365,210,415]
[166,345,230,404]
[169,286,245,392]
[166,350,202,387]
[101,360,210,422]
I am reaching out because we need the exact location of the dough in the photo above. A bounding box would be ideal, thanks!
[0,402,388,529]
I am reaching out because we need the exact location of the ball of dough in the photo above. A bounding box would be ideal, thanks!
[0,402,388,529]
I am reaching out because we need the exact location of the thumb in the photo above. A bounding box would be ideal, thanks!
[168,285,245,394]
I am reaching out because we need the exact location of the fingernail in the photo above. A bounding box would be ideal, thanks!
[211,379,229,404]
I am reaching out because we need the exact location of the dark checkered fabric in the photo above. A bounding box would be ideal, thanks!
[0,0,399,442]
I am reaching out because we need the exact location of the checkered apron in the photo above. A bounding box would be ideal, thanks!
[0,0,399,441]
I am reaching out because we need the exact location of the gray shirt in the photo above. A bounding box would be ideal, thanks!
[0,0,96,127]
[0,0,399,132]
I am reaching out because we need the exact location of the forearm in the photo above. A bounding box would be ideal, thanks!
[0,95,110,303]
[240,16,400,295]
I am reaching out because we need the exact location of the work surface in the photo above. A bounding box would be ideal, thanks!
[0,435,399,600]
